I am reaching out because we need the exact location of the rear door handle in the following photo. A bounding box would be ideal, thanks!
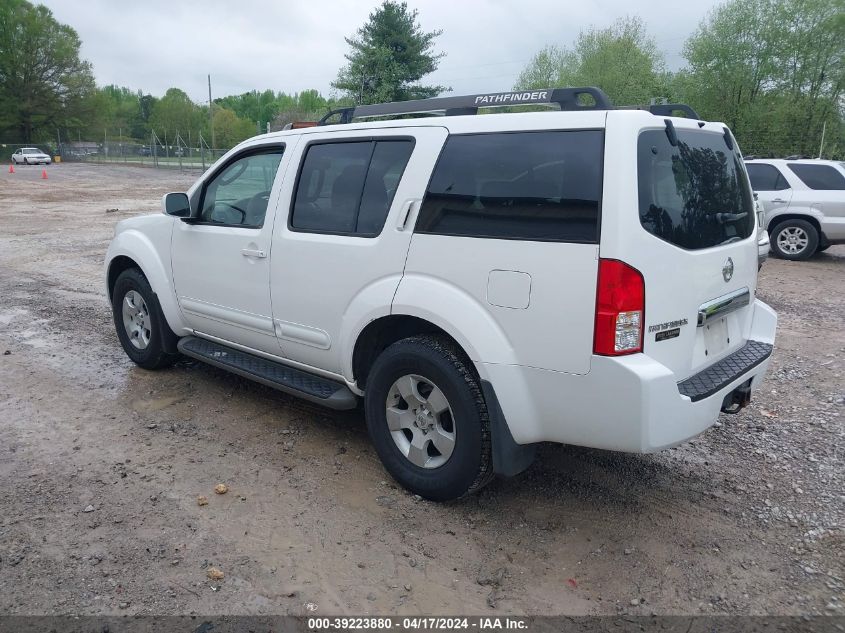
[241,248,267,258]
[772,198,787,203]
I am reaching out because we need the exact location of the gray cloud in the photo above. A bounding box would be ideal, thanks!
[39,0,720,100]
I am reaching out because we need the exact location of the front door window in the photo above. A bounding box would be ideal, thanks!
[199,149,284,227]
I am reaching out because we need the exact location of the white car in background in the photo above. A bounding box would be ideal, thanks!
[746,158,845,260]
[11,147,52,165]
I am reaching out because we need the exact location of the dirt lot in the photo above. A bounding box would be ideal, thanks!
[0,163,842,617]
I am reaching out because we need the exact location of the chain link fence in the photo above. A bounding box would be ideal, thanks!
[2,133,232,171]
[57,131,231,171]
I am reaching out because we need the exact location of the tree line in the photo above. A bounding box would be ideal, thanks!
[516,0,843,158]
[1,0,842,157]
[80,85,347,149]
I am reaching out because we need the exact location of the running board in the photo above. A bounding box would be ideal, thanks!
[177,336,357,410]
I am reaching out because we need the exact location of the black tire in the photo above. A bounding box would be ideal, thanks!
[111,268,179,370]
[769,219,819,261]
[364,335,493,501]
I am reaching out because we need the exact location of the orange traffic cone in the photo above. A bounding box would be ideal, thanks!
[8,164,14,173]
[41,168,48,180]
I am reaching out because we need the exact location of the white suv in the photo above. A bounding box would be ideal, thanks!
[745,158,845,260]
[105,88,777,500]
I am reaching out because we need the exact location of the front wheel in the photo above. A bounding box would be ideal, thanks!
[111,268,179,369]
[364,335,493,501]
[770,219,819,261]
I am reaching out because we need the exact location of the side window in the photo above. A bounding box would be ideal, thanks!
[787,163,845,191]
[746,163,789,191]
[291,139,414,236]
[200,148,284,227]
[415,130,603,242]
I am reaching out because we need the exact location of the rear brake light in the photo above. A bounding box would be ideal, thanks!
[593,259,645,356]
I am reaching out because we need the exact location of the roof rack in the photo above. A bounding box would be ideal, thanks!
[318,87,614,125]
[316,87,701,125]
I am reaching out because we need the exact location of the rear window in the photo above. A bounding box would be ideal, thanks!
[638,129,754,250]
[787,163,845,190]
[416,130,603,242]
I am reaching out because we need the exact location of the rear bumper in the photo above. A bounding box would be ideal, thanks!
[480,298,777,452]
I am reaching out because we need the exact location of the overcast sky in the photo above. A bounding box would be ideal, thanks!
[38,0,724,102]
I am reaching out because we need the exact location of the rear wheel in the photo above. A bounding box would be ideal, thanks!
[364,335,493,501]
[111,268,179,369]
[770,219,818,261]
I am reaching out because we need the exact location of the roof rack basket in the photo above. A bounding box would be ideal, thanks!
[318,87,614,126]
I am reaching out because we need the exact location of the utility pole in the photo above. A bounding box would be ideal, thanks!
[208,74,216,150]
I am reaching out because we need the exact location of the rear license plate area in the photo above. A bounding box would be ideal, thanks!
[703,317,729,358]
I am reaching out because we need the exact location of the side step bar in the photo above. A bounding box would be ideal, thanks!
[177,336,358,410]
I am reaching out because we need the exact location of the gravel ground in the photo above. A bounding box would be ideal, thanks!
[0,163,842,616]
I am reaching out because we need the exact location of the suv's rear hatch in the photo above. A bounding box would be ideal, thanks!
[601,114,758,381]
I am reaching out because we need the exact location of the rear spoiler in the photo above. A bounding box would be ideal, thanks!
[619,104,701,119]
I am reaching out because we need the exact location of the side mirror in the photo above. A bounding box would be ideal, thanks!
[162,192,191,218]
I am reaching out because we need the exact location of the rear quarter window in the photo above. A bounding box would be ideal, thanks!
[746,163,789,191]
[638,129,754,250]
[787,163,845,190]
[416,130,603,242]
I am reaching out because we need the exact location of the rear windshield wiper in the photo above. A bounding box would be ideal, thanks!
[715,212,748,224]
[718,236,743,245]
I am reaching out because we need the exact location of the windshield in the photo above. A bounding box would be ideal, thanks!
[637,128,754,250]
[23,148,43,154]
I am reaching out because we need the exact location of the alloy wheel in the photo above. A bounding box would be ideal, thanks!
[776,226,809,255]
[385,374,456,469]
[121,290,151,350]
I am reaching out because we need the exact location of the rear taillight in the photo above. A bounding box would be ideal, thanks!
[593,259,645,356]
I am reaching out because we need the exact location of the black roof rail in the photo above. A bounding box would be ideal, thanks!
[319,107,355,125]
[317,87,613,125]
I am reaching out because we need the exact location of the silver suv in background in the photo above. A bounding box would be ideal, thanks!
[745,159,845,260]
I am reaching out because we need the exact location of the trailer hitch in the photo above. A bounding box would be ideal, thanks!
[720,379,752,414]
